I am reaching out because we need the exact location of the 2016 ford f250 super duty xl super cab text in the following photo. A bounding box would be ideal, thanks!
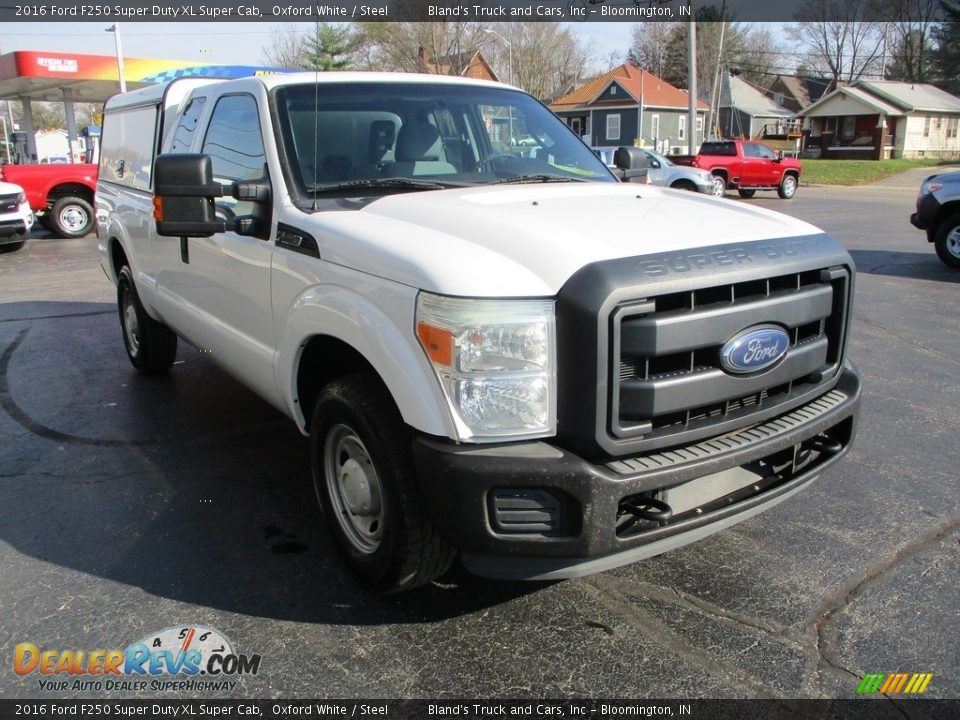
[97,74,861,592]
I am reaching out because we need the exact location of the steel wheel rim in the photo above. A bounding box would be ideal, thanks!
[324,423,384,554]
[59,204,89,233]
[122,290,140,356]
[712,177,725,197]
[946,226,960,259]
[783,176,797,197]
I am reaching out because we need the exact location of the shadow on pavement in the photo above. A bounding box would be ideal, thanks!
[0,301,548,626]
[848,249,959,283]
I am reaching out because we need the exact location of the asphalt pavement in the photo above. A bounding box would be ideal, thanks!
[0,174,957,704]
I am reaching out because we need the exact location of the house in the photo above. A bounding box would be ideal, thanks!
[417,47,499,82]
[718,73,797,140]
[549,63,708,154]
[799,80,960,159]
[765,75,832,114]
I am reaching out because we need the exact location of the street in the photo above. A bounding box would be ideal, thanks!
[0,173,958,702]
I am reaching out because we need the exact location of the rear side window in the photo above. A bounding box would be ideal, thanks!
[699,142,736,157]
[169,97,206,153]
[99,104,160,191]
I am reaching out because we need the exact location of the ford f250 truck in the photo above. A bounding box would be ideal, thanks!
[672,140,803,199]
[97,74,860,592]
[0,161,97,237]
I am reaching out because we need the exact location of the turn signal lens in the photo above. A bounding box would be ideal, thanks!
[152,196,164,221]
[417,322,453,367]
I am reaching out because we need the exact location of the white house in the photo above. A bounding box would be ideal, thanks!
[799,80,960,159]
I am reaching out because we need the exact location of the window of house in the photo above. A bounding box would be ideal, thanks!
[696,115,703,141]
[842,116,855,137]
[678,115,686,140]
[610,85,617,96]
[948,117,959,139]
[651,114,660,140]
[924,116,931,137]
[606,114,621,142]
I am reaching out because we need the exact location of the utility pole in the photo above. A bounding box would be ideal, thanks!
[106,23,127,93]
[687,3,697,155]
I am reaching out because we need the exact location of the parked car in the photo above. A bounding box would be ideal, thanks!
[636,148,715,194]
[672,140,802,199]
[0,162,97,237]
[0,180,34,252]
[98,73,860,592]
[910,170,960,268]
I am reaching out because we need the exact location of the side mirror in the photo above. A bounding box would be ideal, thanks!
[612,146,649,183]
[776,150,784,162]
[153,154,270,238]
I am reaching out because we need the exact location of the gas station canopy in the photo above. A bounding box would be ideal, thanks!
[0,50,283,103]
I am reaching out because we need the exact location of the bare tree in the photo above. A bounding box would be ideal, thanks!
[262,24,310,69]
[482,24,594,99]
[355,22,491,75]
[788,0,885,84]
[628,22,679,78]
[870,0,941,82]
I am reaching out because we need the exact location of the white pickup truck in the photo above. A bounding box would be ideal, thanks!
[97,73,861,592]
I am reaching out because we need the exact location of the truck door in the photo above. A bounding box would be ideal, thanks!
[157,93,280,406]
[741,142,779,187]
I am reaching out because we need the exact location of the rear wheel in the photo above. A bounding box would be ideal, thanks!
[670,180,697,192]
[738,189,756,198]
[310,373,455,593]
[777,174,798,199]
[934,214,960,269]
[51,196,94,237]
[711,174,726,197]
[117,266,177,373]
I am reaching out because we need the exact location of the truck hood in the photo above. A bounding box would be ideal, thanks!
[299,183,826,297]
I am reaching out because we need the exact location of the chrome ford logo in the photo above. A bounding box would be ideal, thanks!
[720,324,790,374]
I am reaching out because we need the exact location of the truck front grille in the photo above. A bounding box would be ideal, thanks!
[608,267,850,453]
[0,193,20,213]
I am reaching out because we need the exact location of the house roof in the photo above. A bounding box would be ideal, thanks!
[857,80,960,113]
[771,75,831,108]
[720,74,794,118]
[420,49,499,83]
[801,80,960,118]
[550,63,708,112]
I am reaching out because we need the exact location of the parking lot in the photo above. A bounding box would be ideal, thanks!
[1,172,958,702]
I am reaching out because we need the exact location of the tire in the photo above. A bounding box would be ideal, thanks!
[117,266,177,373]
[0,232,27,253]
[310,373,455,593]
[933,214,960,269]
[39,213,55,232]
[777,174,798,200]
[50,196,94,238]
[710,174,726,197]
[738,189,756,198]
[670,180,697,192]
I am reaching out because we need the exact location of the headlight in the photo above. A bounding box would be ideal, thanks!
[17,192,26,205]
[415,292,556,441]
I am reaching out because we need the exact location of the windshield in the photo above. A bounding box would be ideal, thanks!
[273,82,615,202]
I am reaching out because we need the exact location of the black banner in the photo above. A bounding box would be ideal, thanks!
[0,0,953,24]
[0,700,958,720]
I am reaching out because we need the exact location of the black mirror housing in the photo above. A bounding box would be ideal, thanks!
[154,154,223,237]
[614,146,648,171]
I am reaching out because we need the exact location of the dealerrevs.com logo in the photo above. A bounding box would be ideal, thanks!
[14,626,262,692]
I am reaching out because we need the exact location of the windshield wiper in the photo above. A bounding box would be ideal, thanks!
[309,178,463,194]
[487,173,591,186]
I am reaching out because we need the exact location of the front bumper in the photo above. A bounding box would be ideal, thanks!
[413,365,861,580]
[0,213,33,245]
[910,192,940,234]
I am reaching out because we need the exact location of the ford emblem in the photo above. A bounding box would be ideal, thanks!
[720,324,790,374]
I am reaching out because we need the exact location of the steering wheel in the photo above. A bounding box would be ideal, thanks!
[476,152,515,173]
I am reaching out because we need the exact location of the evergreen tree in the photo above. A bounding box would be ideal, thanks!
[303,23,359,72]
[931,1,960,94]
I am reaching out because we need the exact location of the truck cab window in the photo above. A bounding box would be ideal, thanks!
[169,97,206,153]
[202,94,267,216]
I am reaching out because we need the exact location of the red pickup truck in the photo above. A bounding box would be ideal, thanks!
[0,163,97,237]
[672,140,802,200]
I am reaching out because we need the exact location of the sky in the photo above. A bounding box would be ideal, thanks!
[0,22,640,69]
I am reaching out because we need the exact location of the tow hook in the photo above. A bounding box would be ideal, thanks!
[621,496,673,523]
[803,434,843,455]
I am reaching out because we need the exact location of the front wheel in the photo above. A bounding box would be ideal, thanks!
[738,189,756,198]
[51,196,94,237]
[711,174,727,197]
[117,266,177,373]
[777,174,798,200]
[310,373,455,592]
[934,214,960,269]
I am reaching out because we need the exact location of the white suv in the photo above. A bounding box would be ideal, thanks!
[0,179,34,251]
